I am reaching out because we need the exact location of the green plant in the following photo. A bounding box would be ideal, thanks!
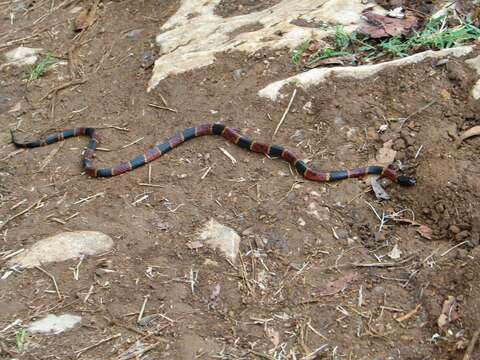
[15,329,27,352]
[28,52,55,80]
[291,40,310,65]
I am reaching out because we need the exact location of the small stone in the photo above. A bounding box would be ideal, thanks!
[471,232,479,247]
[455,230,470,241]
[27,314,81,335]
[7,231,114,269]
[372,286,385,296]
[232,68,246,79]
[141,52,155,68]
[449,225,461,234]
[393,138,406,150]
[126,28,144,39]
[404,136,415,146]
[335,228,348,240]
[197,219,240,261]
[302,101,314,115]
[334,116,347,126]
[290,129,305,142]
[298,217,306,226]
[435,203,445,213]
[366,127,379,141]
[4,47,42,67]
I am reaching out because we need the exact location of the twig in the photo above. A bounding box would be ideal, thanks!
[0,195,47,231]
[117,341,161,360]
[121,137,144,149]
[137,295,149,323]
[73,192,104,205]
[463,328,480,360]
[352,254,416,268]
[219,147,237,164]
[440,241,470,257]
[38,79,87,103]
[395,304,421,322]
[273,88,297,138]
[75,333,121,358]
[148,103,177,113]
[398,99,437,127]
[35,266,62,300]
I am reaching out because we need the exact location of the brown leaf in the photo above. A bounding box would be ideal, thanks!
[358,10,419,39]
[459,125,480,143]
[74,1,99,32]
[417,224,433,240]
[316,272,358,296]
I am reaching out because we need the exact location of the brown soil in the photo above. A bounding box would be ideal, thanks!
[1,1,480,359]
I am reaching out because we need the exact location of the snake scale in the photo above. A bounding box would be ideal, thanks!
[11,123,416,186]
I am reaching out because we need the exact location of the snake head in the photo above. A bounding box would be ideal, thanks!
[397,176,416,186]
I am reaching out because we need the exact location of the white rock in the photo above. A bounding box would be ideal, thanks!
[197,219,240,261]
[148,0,384,91]
[3,47,42,68]
[27,314,81,335]
[388,244,402,260]
[7,231,113,269]
[258,46,474,101]
[465,55,480,99]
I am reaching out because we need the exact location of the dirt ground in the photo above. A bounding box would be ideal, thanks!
[1,1,480,359]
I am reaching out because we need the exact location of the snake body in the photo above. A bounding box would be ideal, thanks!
[11,123,416,186]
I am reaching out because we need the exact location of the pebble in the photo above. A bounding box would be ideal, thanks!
[7,231,114,269]
[232,68,246,79]
[435,203,445,213]
[366,127,379,141]
[393,137,406,150]
[455,230,470,241]
[27,314,81,335]
[290,129,305,142]
[302,101,314,115]
[334,116,347,126]
[372,286,385,296]
[126,28,144,39]
[449,225,460,234]
[197,219,240,261]
[471,232,479,247]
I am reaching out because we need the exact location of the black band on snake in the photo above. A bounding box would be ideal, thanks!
[10,124,416,186]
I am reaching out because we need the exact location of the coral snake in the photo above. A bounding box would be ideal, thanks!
[11,123,416,186]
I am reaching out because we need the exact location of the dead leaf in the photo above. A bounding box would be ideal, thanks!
[374,140,396,167]
[74,1,99,32]
[359,10,419,38]
[417,225,433,240]
[459,126,480,143]
[437,296,459,330]
[315,272,358,296]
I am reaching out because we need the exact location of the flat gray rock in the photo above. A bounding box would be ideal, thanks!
[197,219,240,261]
[27,314,81,335]
[7,231,113,269]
